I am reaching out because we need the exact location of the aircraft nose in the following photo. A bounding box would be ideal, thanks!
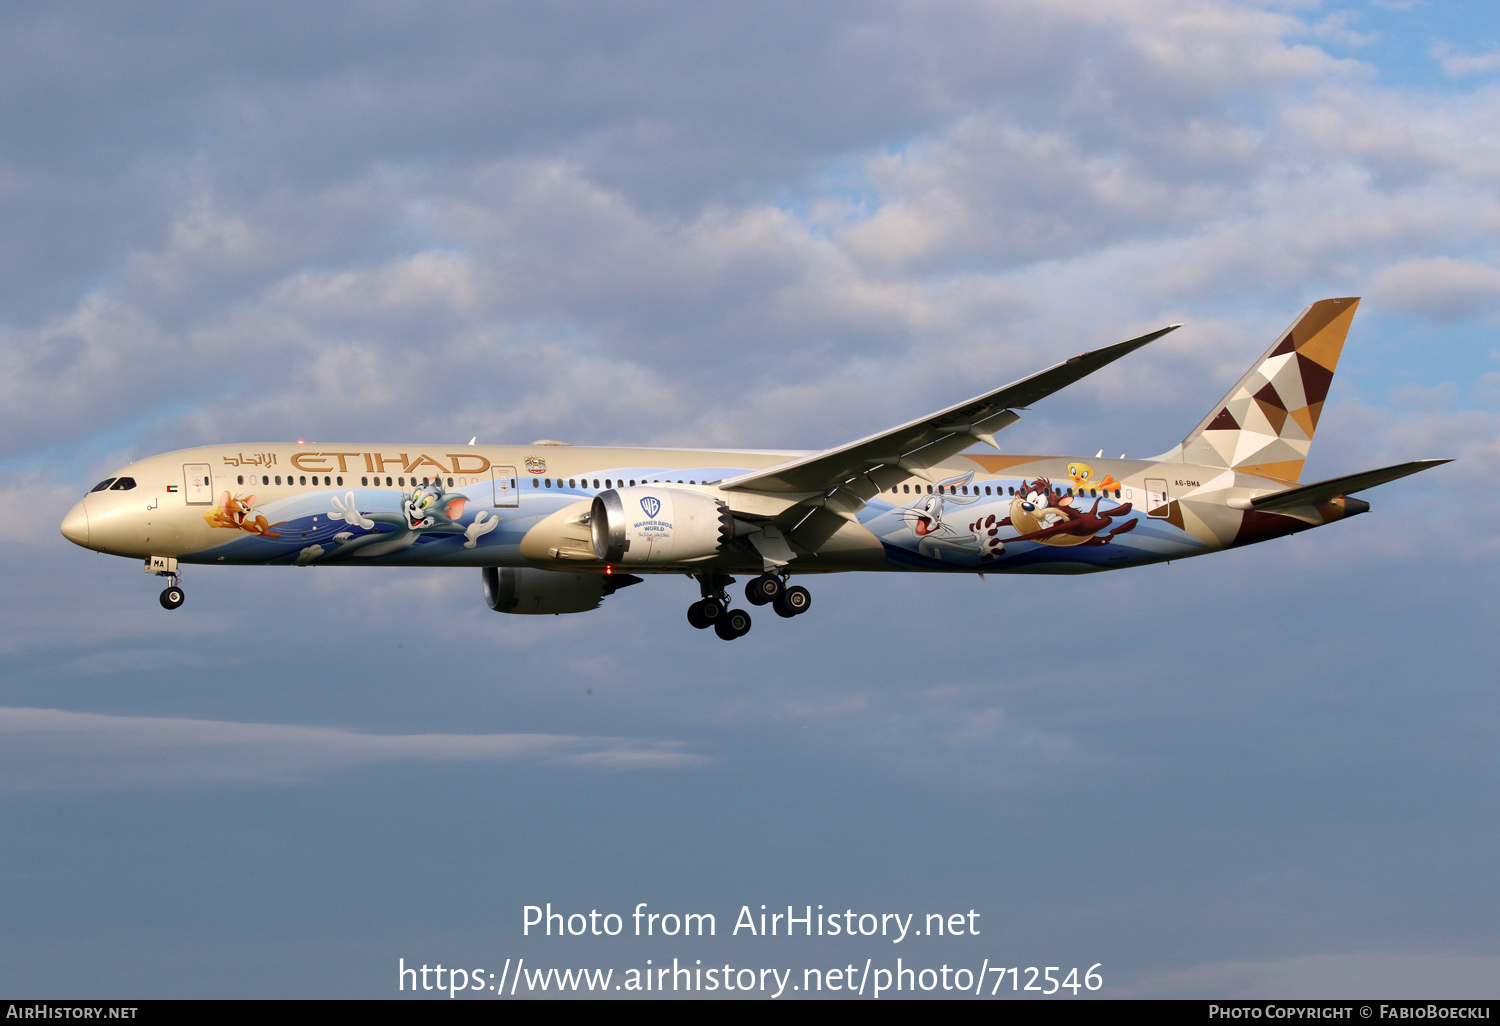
[60,501,90,547]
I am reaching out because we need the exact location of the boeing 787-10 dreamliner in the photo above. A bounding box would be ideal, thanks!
[61,298,1448,639]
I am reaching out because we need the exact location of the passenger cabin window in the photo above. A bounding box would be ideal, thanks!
[109,477,136,490]
[91,479,116,492]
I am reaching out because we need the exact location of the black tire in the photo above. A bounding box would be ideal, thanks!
[774,585,810,618]
[745,575,781,606]
[715,608,751,640]
[160,586,185,610]
[700,597,724,621]
[687,601,711,629]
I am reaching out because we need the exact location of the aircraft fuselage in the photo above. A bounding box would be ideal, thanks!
[61,441,1354,576]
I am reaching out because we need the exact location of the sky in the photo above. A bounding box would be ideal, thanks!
[3,0,1500,999]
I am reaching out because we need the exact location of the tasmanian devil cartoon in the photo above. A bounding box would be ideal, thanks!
[980,477,1136,553]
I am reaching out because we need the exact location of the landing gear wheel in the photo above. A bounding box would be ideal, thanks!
[773,585,811,618]
[714,608,752,640]
[745,574,782,606]
[686,599,717,629]
[159,586,185,610]
[687,597,725,629]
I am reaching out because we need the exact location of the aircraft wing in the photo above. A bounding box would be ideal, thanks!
[720,323,1181,497]
[1239,459,1451,510]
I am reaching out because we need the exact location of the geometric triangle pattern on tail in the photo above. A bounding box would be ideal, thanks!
[1177,297,1359,483]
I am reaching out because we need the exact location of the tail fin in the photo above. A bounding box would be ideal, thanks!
[1166,297,1360,483]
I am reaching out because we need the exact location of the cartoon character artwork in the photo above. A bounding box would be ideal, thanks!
[202,492,284,537]
[896,471,1007,560]
[990,477,1137,552]
[1066,461,1124,494]
[297,480,501,563]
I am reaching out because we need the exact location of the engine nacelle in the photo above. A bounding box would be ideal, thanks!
[590,486,733,565]
[481,566,641,615]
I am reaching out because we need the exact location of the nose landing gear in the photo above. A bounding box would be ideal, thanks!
[146,556,184,610]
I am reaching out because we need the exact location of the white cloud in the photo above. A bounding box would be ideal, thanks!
[0,707,703,790]
[1433,43,1500,79]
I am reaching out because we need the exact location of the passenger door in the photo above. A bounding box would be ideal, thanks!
[183,463,213,505]
[1145,478,1170,518]
[491,465,519,507]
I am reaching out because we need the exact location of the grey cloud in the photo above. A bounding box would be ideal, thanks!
[0,706,702,790]
[6,1,1480,471]
[1131,951,1500,999]
[0,1,1355,323]
[1367,257,1500,321]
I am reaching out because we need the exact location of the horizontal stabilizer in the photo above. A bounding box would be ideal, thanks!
[1240,459,1451,510]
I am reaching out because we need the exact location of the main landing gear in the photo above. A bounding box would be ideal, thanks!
[686,572,811,640]
[686,572,748,640]
[744,572,811,619]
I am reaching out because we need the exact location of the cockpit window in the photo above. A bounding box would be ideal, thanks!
[89,479,116,493]
[109,477,137,491]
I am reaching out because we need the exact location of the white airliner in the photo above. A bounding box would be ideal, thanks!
[61,298,1446,639]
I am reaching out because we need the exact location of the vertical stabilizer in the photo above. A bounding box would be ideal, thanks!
[1168,297,1359,483]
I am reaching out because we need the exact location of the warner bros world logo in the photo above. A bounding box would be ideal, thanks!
[640,496,662,519]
